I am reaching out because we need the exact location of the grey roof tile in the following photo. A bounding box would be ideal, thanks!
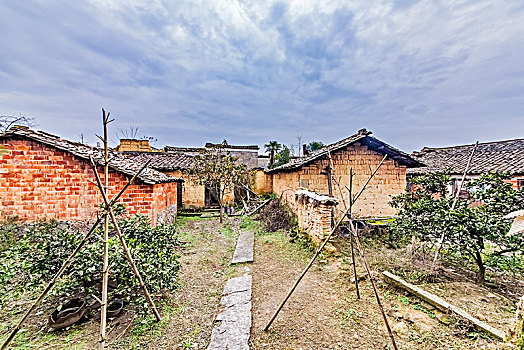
[408,138,524,175]
[123,151,194,171]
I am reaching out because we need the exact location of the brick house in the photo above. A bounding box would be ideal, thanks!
[0,127,183,225]
[262,129,423,218]
[409,138,524,191]
[122,141,260,209]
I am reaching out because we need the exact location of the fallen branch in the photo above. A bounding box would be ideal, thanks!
[247,199,271,216]
[382,271,506,340]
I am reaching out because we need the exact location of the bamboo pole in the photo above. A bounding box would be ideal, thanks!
[330,166,397,349]
[89,156,161,322]
[348,220,398,349]
[264,156,387,331]
[99,109,111,349]
[352,154,387,204]
[433,141,478,264]
[347,168,360,299]
[327,150,360,299]
[0,159,150,350]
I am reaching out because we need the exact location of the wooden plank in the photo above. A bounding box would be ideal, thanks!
[382,271,506,340]
[232,230,254,264]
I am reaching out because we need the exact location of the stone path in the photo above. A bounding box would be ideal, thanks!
[231,230,254,264]
[208,230,255,349]
[207,275,252,350]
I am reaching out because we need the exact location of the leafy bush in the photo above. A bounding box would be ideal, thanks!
[0,215,182,306]
[390,171,524,283]
[0,216,20,252]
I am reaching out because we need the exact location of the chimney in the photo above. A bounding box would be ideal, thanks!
[303,144,308,157]
[116,139,152,152]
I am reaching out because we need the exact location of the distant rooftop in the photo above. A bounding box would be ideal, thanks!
[408,138,524,175]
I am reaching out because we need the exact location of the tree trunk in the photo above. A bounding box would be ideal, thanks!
[474,250,486,284]
[269,150,274,169]
[219,203,223,223]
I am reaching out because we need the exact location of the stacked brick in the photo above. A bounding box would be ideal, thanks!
[295,190,338,245]
[0,137,179,225]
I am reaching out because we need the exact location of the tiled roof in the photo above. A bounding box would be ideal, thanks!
[266,129,423,173]
[123,151,194,171]
[408,138,524,176]
[164,146,203,153]
[204,143,259,150]
[1,126,182,184]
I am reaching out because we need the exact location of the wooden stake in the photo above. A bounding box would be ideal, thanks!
[99,109,111,349]
[89,156,161,322]
[349,220,398,350]
[347,168,360,299]
[264,157,387,331]
[0,157,149,350]
[433,141,478,264]
[330,163,397,349]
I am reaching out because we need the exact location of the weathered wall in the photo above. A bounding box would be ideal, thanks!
[165,170,235,209]
[270,143,407,218]
[228,150,259,169]
[167,170,205,208]
[0,138,177,225]
[253,169,272,195]
[115,139,152,152]
[295,190,337,245]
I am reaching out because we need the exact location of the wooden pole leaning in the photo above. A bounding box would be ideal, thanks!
[347,220,398,350]
[329,160,397,350]
[432,141,478,264]
[264,155,388,332]
[0,158,151,350]
[89,156,161,322]
[99,109,111,349]
[347,168,360,299]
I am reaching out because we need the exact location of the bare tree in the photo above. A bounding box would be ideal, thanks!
[116,126,157,145]
[0,114,36,133]
[189,141,250,223]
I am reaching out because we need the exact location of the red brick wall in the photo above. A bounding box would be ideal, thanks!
[0,137,177,225]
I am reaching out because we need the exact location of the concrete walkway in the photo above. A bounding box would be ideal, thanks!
[231,230,254,264]
[208,230,255,349]
[207,275,252,350]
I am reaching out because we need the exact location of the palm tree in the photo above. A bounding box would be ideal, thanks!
[265,141,282,169]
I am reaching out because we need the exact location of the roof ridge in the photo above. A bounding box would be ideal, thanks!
[420,137,524,152]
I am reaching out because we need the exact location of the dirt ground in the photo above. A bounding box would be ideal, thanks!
[1,216,519,349]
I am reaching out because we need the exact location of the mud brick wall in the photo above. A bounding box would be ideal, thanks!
[165,170,234,209]
[0,138,177,225]
[116,139,152,152]
[295,190,337,245]
[167,170,205,208]
[270,143,407,218]
[253,169,272,195]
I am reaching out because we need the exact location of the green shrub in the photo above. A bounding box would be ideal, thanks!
[0,215,182,307]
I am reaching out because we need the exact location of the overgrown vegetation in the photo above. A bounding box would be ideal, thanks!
[391,171,524,283]
[257,198,296,232]
[0,214,182,309]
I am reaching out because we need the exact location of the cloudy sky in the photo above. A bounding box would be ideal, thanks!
[1,0,523,153]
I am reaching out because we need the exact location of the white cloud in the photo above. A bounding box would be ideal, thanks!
[0,0,523,150]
